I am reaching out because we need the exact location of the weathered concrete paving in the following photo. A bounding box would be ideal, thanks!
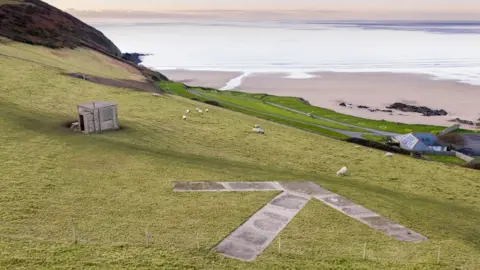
[317,194,427,242]
[172,181,427,261]
[214,192,311,261]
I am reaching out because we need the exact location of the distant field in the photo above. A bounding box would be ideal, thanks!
[1,44,480,269]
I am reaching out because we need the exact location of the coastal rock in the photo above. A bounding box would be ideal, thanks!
[339,102,347,107]
[298,98,311,105]
[358,105,369,109]
[387,102,448,116]
[449,118,475,126]
[368,109,393,113]
[121,52,151,65]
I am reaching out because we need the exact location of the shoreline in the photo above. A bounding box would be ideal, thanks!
[157,69,480,129]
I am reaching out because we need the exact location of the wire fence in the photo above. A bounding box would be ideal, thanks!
[2,230,478,269]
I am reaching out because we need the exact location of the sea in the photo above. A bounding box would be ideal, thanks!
[90,19,480,86]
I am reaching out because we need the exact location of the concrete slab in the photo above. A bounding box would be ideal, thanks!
[321,195,356,208]
[172,181,226,192]
[278,181,334,196]
[311,186,428,243]
[340,205,380,219]
[214,240,260,262]
[360,216,395,229]
[213,192,311,262]
[224,182,283,191]
[172,180,428,262]
[269,193,310,210]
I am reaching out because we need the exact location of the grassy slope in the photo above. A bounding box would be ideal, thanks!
[1,45,480,269]
[0,41,144,81]
[161,82,480,136]
[425,155,467,165]
[161,82,350,139]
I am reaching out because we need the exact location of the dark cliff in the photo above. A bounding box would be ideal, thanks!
[0,0,122,57]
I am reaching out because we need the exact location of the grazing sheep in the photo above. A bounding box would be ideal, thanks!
[254,124,260,128]
[355,145,360,148]
[252,128,265,134]
[336,166,348,176]
[185,109,190,114]
[152,93,161,97]
[205,108,209,112]
[198,109,203,114]
[182,115,187,120]
[385,152,394,157]
[196,108,200,112]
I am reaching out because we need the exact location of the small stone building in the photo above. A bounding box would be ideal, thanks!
[77,101,119,134]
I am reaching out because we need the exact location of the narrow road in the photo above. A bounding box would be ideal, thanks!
[265,102,401,137]
[187,89,375,139]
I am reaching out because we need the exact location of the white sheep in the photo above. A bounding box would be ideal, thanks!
[182,115,187,120]
[196,108,200,112]
[254,124,260,128]
[185,109,190,114]
[198,109,203,114]
[205,108,209,112]
[336,166,348,176]
[385,152,394,157]
[152,93,161,97]
[252,128,265,134]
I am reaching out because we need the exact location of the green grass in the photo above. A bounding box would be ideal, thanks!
[199,91,367,132]
[163,83,479,136]
[160,82,350,139]
[425,155,467,165]
[260,95,466,134]
[361,134,387,142]
[0,41,144,81]
[1,44,480,269]
[0,0,24,5]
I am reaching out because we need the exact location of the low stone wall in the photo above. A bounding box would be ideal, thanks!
[454,151,475,163]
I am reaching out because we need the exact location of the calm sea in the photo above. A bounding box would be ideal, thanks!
[91,19,480,85]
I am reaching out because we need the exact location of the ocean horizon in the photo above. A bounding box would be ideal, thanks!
[91,19,480,86]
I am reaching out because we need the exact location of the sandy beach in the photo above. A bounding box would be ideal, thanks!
[159,69,242,89]
[160,70,480,129]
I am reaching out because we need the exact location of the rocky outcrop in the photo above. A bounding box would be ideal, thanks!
[339,102,392,113]
[137,66,169,82]
[387,103,448,116]
[0,0,122,57]
[449,118,475,126]
[121,52,151,65]
[298,98,311,105]
[368,108,393,113]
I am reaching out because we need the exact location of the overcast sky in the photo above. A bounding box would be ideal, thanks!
[44,0,480,19]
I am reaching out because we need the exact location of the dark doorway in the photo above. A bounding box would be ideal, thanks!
[79,115,85,131]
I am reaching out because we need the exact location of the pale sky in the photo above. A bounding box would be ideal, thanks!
[44,0,480,12]
[44,0,480,20]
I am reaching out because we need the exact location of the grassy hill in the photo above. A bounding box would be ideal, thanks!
[1,40,480,269]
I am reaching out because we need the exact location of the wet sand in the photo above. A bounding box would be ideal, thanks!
[157,70,480,129]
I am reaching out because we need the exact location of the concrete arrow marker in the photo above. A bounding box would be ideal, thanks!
[172,181,427,262]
